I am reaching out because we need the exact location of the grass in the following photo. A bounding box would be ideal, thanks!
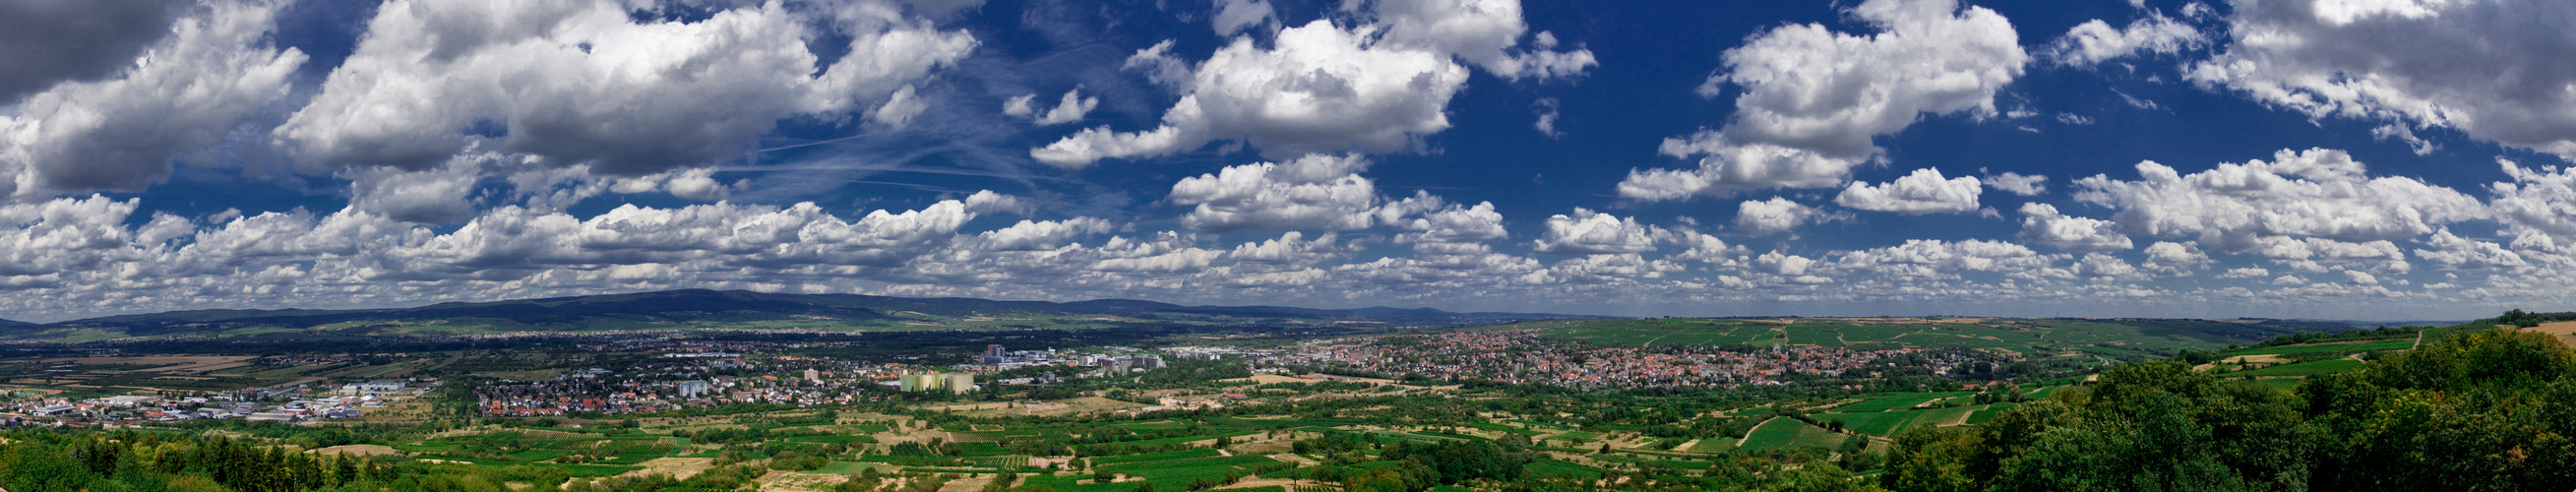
[1087,449,1222,465]
[1818,411,1924,437]
[1965,401,2022,424]
[1737,418,1847,452]
[1544,431,1600,443]
[2229,359,2367,378]
[2230,339,2414,356]
[1834,393,1969,412]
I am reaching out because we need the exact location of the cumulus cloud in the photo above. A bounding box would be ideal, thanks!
[2044,13,2205,66]
[2072,149,2484,253]
[1835,167,1984,214]
[349,154,487,223]
[1168,154,1381,233]
[0,0,305,201]
[0,0,187,103]
[2186,0,2576,158]
[2490,159,2576,240]
[2141,241,2210,276]
[1006,89,1099,126]
[1032,0,1589,166]
[1394,200,1507,247]
[1229,231,1351,266]
[1831,239,2060,279]
[1735,197,1824,237]
[1032,21,1465,166]
[1984,172,2048,196]
[1620,0,2027,200]
[276,0,974,175]
[1532,208,1660,255]
[2415,229,2525,271]
[1211,0,1276,36]
[1356,0,1597,80]
[973,217,1115,251]
[2016,203,2132,252]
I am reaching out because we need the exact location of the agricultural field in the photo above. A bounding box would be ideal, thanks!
[1829,392,1972,412]
[2225,359,2368,378]
[1736,418,1848,452]
[2229,339,2415,357]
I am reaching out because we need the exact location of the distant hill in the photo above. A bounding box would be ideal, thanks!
[8,289,1591,340]
[0,318,31,328]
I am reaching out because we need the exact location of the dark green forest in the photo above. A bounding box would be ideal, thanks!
[1882,328,2576,491]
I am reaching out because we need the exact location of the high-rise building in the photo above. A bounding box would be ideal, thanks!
[677,381,710,399]
[981,344,1007,365]
[804,368,820,383]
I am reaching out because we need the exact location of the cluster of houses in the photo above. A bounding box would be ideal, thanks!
[1,379,426,425]
[1256,331,1973,389]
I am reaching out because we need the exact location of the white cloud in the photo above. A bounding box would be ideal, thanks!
[1620,0,2027,200]
[2072,149,2485,252]
[1358,0,1597,80]
[2043,13,2205,66]
[1394,200,1507,246]
[1532,97,1563,138]
[2217,267,2270,278]
[1735,197,1823,237]
[1010,89,1099,126]
[1168,154,1381,233]
[349,154,487,223]
[1546,253,1681,283]
[1229,231,1351,266]
[2415,228,2525,271]
[2489,159,2576,240]
[1755,251,1814,277]
[1035,0,1589,167]
[2016,203,2132,252]
[1032,21,1467,166]
[1835,167,1984,214]
[1,0,305,201]
[1984,171,2049,196]
[2075,253,2141,278]
[2370,124,2437,154]
[1830,239,2060,279]
[973,217,1114,252]
[2186,0,2576,158]
[2141,241,2211,276]
[1532,208,1660,255]
[1211,0,1277,36]
[277,0,974,175]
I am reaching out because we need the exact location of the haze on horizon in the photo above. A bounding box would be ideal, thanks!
[2,0,2572,323]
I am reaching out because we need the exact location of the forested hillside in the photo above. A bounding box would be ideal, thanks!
[1882,327,2576,490]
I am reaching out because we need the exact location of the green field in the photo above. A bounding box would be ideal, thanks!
[1737,418,1848,452]
[2228,358,2368,378]
[1820,404,1983,437]
[2230,339,2415,356]
[1965,401,2021,424]
[1832,392,1971,412]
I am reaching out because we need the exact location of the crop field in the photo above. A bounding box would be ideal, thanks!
[1966,401,2021,424]
[2228,359,2367,378]
[1505,317,2350,358]
[1737,418,1847,452]
[2231,339,2415,356]
[1819,403,1984,437]
[1833,392,1971,412]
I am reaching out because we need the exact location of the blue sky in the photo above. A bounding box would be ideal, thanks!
[2,0,2572,322]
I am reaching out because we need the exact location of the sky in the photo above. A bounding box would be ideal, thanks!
[2,0,2573,323]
